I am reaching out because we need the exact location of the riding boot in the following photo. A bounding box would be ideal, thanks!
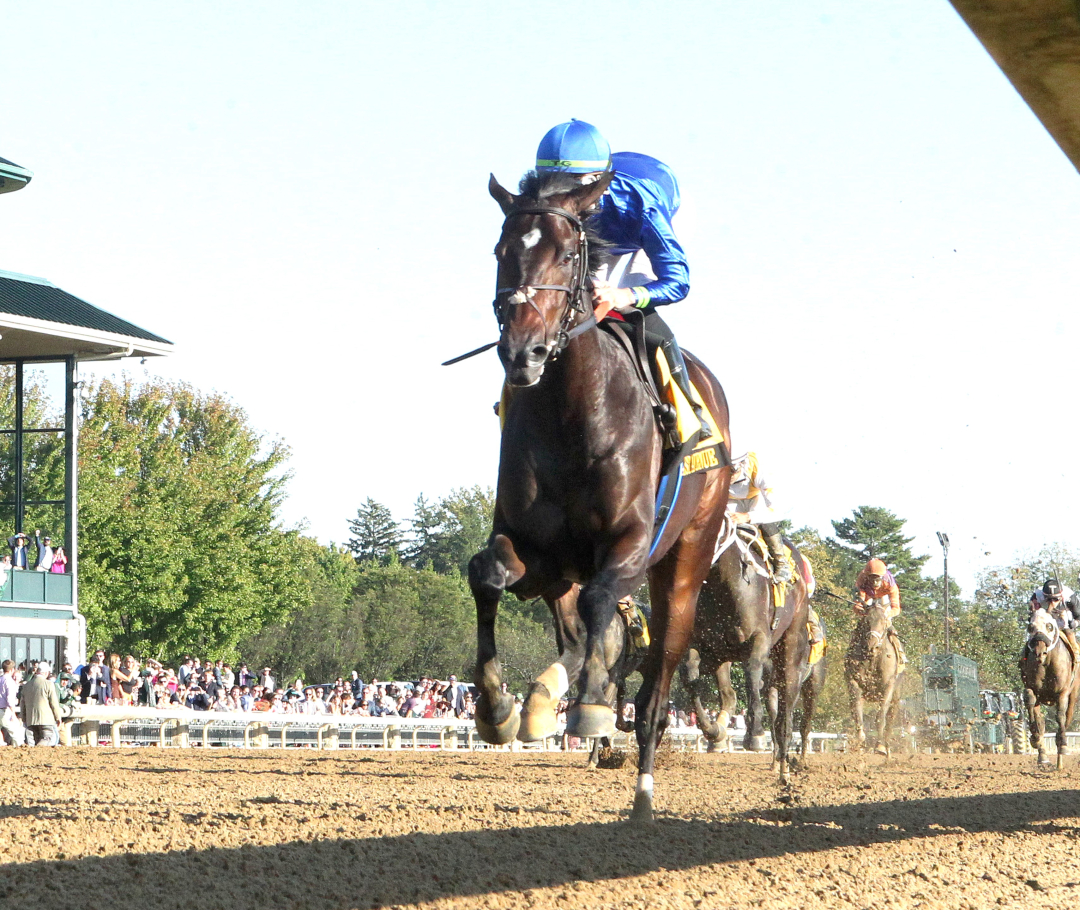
[807,608,824,646]
[762,530,793,584]
[660,336,713,439]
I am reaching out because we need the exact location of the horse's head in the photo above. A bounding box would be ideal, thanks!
[858,603,892,658]
[488,170,612,387]
[1027,608,1058,665]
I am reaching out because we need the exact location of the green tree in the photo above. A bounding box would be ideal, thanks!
[347,498,402,564]
[77,376,309,661]
[240,541,360,684]
[404,486,494,577]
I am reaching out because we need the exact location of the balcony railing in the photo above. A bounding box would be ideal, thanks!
[0,569,73,606]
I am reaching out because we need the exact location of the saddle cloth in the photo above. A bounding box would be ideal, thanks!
[807,608,826,667]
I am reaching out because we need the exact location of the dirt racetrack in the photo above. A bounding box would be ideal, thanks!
[3,747,1080,910]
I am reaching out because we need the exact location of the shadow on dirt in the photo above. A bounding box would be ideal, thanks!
[5,788,1080,910]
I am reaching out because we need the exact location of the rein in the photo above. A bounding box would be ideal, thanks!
[442,204,595,367]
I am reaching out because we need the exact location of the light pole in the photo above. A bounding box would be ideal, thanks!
[936,532,950,653]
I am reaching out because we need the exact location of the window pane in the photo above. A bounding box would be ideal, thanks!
[29,638,41,662]
[0,432,13,504]
[43,638,56,666]
[0,636,10,662]
[24,430,65,502]
[22,363,65,430]
[15,637,27,668]
[0,365,13,431]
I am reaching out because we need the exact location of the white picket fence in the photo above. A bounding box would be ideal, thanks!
[48,705,845,753]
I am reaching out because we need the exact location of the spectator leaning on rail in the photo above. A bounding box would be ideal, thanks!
[854,557,908,664]
[21,661,63,746]
[8,532,29,570]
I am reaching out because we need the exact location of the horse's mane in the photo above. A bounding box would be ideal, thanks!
[516,170,612,273]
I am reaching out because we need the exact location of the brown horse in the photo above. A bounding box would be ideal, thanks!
[1019,608,1080,770]
[469,169,731,822]
[684,532,811,782]
[844,603,903,755]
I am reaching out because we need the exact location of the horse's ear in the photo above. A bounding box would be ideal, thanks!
[489,174,518,215]
[565,169,614,215]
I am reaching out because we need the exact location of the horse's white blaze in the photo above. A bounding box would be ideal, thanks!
[521,228,541,249]
[636,773,654,796]
[535,662,570,700]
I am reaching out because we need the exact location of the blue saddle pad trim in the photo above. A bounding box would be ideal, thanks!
[649,462,683,559]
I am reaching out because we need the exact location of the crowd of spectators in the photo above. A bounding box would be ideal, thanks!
[68,651,476,718]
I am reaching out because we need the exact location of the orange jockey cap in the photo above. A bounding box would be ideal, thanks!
[866,558,887,575]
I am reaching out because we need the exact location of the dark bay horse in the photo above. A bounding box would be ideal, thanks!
[1019,608,1080,770]
[844,603,903,755]
[469,170,731,822]
[683,530,811,782]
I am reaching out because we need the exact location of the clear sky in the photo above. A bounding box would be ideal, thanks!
[2,2,1077,595]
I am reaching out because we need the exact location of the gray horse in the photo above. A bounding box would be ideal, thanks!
[844,603,904,755]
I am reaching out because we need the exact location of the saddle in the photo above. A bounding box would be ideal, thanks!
[598,313,730,558]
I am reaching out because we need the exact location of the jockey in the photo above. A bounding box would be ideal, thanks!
[854,558,907,663]
[726,451,791,584]
[1029,579,1080,643]
[534,119,712,439]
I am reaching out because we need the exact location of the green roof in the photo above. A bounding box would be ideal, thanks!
[0,270,171,345]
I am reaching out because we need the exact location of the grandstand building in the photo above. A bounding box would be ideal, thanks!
[0,152,171,669]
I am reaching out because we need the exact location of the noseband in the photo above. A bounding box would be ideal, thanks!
[493,205,596,360]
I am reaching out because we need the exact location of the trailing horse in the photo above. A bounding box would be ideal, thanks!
[468,170,731,822]
[682,527,811,782]
[1019,607,1080,770]
[844,603,903,755]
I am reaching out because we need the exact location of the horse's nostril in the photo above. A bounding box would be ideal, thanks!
[531,345,549,361]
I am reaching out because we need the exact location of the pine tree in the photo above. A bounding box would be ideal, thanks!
[347,498,402,564]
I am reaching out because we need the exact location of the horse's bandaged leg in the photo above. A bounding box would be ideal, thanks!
[535,663,569,700]
[519,663,568,742]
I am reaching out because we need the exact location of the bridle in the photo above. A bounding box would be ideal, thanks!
[493,205,596,361]
[860,603,891,654]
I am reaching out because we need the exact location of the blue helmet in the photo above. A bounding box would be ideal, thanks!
[535,119,611,174]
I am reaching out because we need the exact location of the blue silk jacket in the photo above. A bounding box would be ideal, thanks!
[591,151,688,308]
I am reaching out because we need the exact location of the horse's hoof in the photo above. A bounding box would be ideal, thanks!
[565,704,616,739]
[874,744,889,756]
[747,734,769,753]
[518,685,559,743]
[706,739,724,754]
[474,704,521,745]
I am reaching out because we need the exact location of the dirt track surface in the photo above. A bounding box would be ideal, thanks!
[3,748,1080,910]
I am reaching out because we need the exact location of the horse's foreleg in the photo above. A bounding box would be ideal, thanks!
[568,544,648,738]
[744,636,770,752]
[519,582,581,743]
[468,535,526,745]
[876,677,898,756]
[1056,690,1071,771]
[848,673,867,751]
[1024,689,1046,765]
[799,667,821,761]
